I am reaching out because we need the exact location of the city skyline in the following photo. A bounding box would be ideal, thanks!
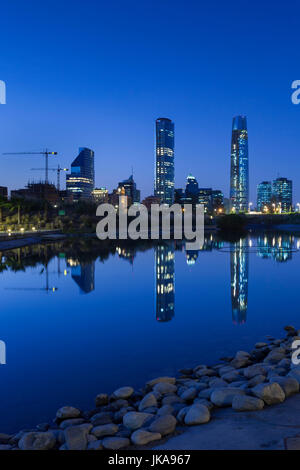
[1,1,300,202]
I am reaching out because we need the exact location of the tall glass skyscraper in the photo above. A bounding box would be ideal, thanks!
[155,118,175,205]
[230,116,249,212]
[272,177,292,213]
[66,147,95,200]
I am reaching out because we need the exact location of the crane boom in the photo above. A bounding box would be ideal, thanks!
[3,149,57,183]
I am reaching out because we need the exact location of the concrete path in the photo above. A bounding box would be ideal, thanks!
[154,394,300,450]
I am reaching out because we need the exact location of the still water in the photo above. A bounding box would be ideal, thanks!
[0,232,299,433]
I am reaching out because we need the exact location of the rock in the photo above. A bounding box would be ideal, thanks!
[153,382,177,395]
[211,388,245,407]
[91,411,113,426]
[219,366,235,376]
[208,378,228,388]
[148,414,177,436]
[184,404,210,425]
[284,325,298,336]
[114,408,130,423]
[64,424,92,450]
[147,377,176,388]
[255,342,268,348]
[243,364,268,379]
[36,423,49,432]
[176,407,189,423]
[88,440,103,450]
[180,387,197,401]
[157,405,175,416]
[139,393,158,411]
[222,370,242,383]
[123,412,153,431]
[198,388,214,399]
[56,406,81,420]
[269,377,299,397]
[162,395,184,406]
[0,433,12,444]
[102,437,130,450]
[252,383,285,405]
[18,431,56,451]
[131,430,162,446]
[287,369,300,384]
[112,386,134,400]
[195,368,216,378]
[193,398,214,411]
[92,424,118,438]
[264,349,286,364]
[95,393,109,407]
[248,375,266,388]
[59,418,85,429]
[231,351,251,368]
[232,395,264,411]
[179,368,193,376]
[0,444,12,450]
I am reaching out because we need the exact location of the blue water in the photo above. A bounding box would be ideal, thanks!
[0,232,299,433]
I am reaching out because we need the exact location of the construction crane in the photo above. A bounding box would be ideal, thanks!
[30,165,69,191]
[3,149,57,183]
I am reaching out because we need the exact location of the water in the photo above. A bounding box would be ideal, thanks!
[0,232,299,433]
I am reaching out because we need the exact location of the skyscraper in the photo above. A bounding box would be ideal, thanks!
[257,181,272,212]
[118,175,140,204]
[155,118,175,205]
[230,116,249,212]
[272,177,292,213]
[66,147,94,200]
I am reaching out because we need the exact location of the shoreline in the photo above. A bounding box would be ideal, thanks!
[1,325,299,450]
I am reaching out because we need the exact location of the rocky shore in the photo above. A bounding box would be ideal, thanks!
[1,325,300,451]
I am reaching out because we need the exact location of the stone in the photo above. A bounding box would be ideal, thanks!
[36,423,49,432]
[123,412,153,431]
[162,395,184,406]
[95,393,109,407]
[232,395,264,411]
[231,351,251,368]
[0,433,12,444]
[208,378,228,388]
[219,366,235,376]
[284,325,298,336]
[252,383,285,405]
[139,393,158,411]
[269,377,299,397]
[195,368,216,378]
[248,375,266,388]
[180,387,197,401]
[102,437,130,450]
[59,418,85,430]
[255,342,268,348]
[88,440,103,450]
[288,369,300,384]
[211,388,245,407]
[153,382,177,395]
[56,406,81,420]
[112,386,134,400]
[222,370,242,383]
[184,404,210,425]
[243,364,268,379]
[264,349,286,364]
[176,407,189,423]
[64,424,92,450]
[198,388,214,399]
[131,430,162,446]
[157,405,175,416]
[18,431,56,451]
[146,377,176,388]
[91,411,113,426]
[148,414,177,436]
[92,423,118,438]
[285,437,300,450]
[193,398,214,411]
[0,444,12,450]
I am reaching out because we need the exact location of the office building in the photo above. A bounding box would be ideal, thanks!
[272,177,292,213]
[230,116,249,212]
[257,181,272,212]
[66,147,94,201]
[155,118,175,205]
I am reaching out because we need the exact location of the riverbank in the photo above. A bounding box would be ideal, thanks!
[0,325,299,451]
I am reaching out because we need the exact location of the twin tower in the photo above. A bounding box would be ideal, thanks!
[154,116,249,212]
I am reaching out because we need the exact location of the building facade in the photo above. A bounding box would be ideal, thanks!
[155,118,175,205]
[272,177,292,213]
[92,188,108,204]
[66,147,94,201]
[257,181,272,212]
[230,116,249,212]
[118,175,140,204]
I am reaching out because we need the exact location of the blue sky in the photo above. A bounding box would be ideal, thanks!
[1,0,300,202]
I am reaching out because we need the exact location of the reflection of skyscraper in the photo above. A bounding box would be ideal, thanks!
[155,244,175,322]
[68,260,95,294]
[230,116,249,212]
[257,234,293,262]
[230,239,248,324]
[155,118,175,205]
[185,249,198,265]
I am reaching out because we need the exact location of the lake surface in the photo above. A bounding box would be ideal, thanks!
[0,232,299,433]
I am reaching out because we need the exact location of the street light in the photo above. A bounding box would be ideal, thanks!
[248,202,253,213]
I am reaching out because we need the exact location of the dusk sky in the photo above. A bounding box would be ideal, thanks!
[1,0,300,202]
